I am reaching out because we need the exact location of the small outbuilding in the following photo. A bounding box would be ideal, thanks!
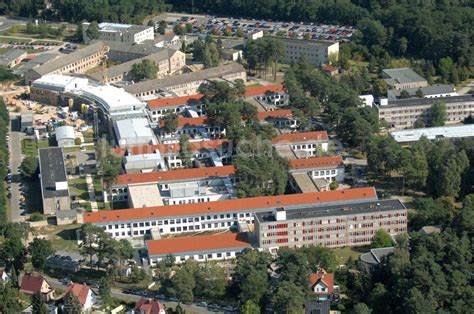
[55,126,75,147]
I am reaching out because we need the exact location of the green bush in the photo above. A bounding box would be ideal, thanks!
[329,181,339,190]
[29,212,45,221]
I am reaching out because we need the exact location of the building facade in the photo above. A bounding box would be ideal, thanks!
[280,37,339,66]
[378,95,474,129]
[83,187,378,239]
[254,199,407,251]
[82,23,154,44]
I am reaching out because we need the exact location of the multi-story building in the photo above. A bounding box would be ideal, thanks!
[115,139,232,171]
[88,49,185,84]
[377,95,474,129]
[279,37,339,66]
[289,156,345,193]
[381,68,428,90]
[109,165,236,206]
[82,23,154,44]
[84,187,378,239]
[158,116,226,142]
[254,199,407,252]
[258,110,297,129]
[390,124,474,143]
[38,147,71,215]
[387,84,457,100]
[25,42,109,85]
[147,232,251,265]
[97,40,164,62]
[273,131,330,159]
[30,75,89,106]
[146,84,288,122]
[124,63,247,99]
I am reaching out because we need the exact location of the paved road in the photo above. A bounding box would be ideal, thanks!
[8,116,23,223]
[45,275,222,313]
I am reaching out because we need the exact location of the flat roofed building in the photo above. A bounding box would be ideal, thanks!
[113,118,157,148]
[38,147,70,215]
[390,124,474,143]
[30,75,89,106]
[25,42,108,85]
[273,131,329,158]
[111,165,236,206]
[128,185,164,208]
[378,95,474,129]
[254,199,407,251]
[387,84,457,100]
[147,232,251,264]
[83,22,154,44]
[84,187,378,239]
[124,63,247,99]
[20,111,34,134]
[381,68,428,90]
[279,37,339,66]
[0,49,27,68]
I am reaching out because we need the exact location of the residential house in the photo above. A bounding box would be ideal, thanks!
[359,247,395,268]
[309,271,335,300]
[64,282,97,311]
[273,131,330,159]
[19,275,54,301]
[130,298,166,314]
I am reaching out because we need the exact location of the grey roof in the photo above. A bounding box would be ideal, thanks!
[38,147,69,199]
[0,49,26,65]
[382,67,427,84]
[124,63,245,94]
[94,40,162,56]
[88,48,179,81]
[360,247,395,265]
[20,112,34,123]
[390,124,474,143]
[382,94,474,108]
[389,84,455,98]
[304,300,330,314]
[255,199,405,222]
[279,37,337,47]
[19,53,58,72]
[31,42,106,76]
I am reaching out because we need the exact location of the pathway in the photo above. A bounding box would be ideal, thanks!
[85,174,98,212]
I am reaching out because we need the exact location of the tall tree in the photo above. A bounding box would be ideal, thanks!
[272,281,304,313]
[98,277,112,306]
[162,113,179,133]
[32,291,47,314]
[86,21,100,41]
[372,229,394,248]
[178,134,193,168]
[63,292,82,314]
[0,283,21,313]
[29,238,54,272]
[429,101,447,127]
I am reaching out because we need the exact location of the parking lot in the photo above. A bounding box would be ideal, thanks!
[157,12,355,42]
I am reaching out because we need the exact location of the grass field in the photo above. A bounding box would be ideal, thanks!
[331,246,370,265]
[68,177,89,201]
[21,138,50,157]
[37,224,81,253]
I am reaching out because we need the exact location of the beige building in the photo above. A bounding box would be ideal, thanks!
[98,40,165,62]
[378,95,474,129]
[88,49,185,83]
[124,63,247,99]
[254,199,407,251]
[279,37,339,66]
[25,42,108,85]
[82,22,154,44]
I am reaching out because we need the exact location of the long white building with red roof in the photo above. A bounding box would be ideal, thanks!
[84,187,378,238]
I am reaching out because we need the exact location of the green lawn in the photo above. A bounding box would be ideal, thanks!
[22,138,50,157]
[38,224,81,253]
[331,246,370,265]
[68,177,89,201]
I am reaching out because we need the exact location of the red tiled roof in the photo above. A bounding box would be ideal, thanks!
[244,84,285,97]
[115,165,236,185]
[84,187,377,223]
[147,232,250,256]
[309,272,334,294]
[159,116,209,129]
[321,65,338,72]
[290,156,343,170]
[257,109,293,121]
[134,298,165,314]
[65,283,92,306]
[147,94,203,109]
[273,131,329,144]
[20,275,48,295]
[114,139,230,156]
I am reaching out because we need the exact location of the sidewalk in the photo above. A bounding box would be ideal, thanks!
[85,174,98,212]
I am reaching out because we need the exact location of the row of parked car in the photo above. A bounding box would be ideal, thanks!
[122,288,238,312]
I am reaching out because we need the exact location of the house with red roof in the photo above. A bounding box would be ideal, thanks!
[131,298,166,314]
[321,65,338,76]
[273,131,330,159]
[64,282,97,311]
[309,271,335,300]
[19,274,54,301]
